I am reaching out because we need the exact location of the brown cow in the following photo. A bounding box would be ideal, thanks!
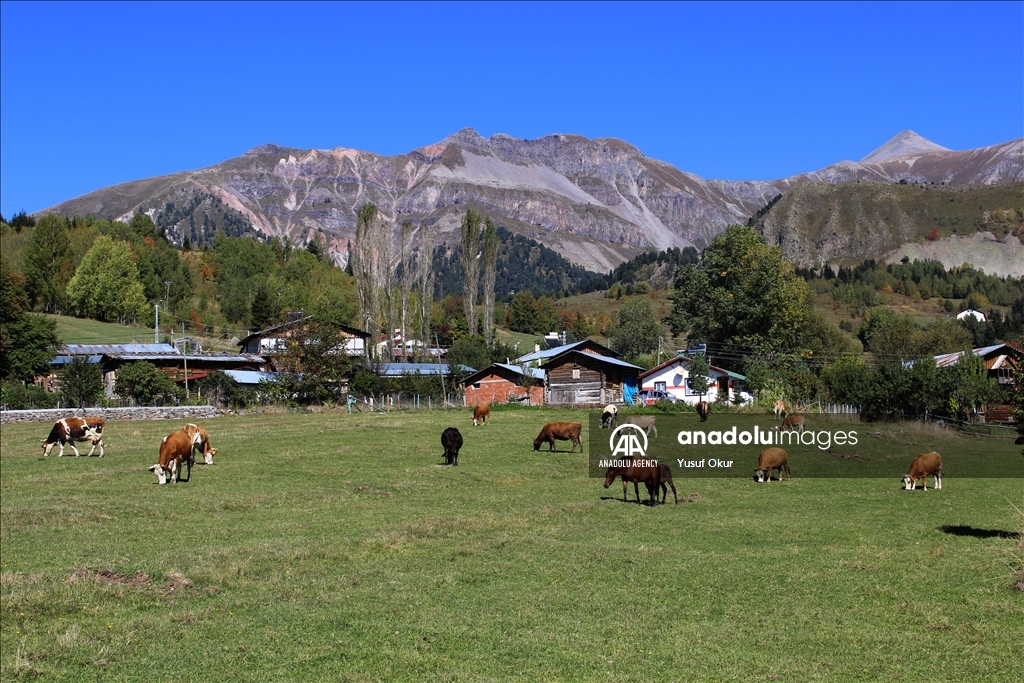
[755,447,790,483]
[603,456,661,504]
[533,422,583,453]
[473,404,490,426]
[696,401,711,423]
[773,400,788,421]
[778,415,805,433]
[149,430,194,484]
[41,417,105,457]
[902,452,942,491]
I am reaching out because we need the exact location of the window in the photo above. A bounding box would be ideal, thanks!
[655,381,666,392]
[572,368,581,379]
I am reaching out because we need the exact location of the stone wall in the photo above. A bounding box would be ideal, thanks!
[0,405,222,424]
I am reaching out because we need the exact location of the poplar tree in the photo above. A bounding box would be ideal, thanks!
[460,210,482,337]
[481,218,498,345]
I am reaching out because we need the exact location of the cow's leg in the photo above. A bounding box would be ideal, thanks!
[668,480,678,505]
[935,472,942,490]
[622,480,628,502]
[97,439,104,458]
[170,459,178,484]
[633,481,641,504]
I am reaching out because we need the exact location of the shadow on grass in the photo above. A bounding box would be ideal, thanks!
[940,525,1020,540]
[599,496,661,506]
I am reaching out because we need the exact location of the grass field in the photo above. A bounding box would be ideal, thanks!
[1,409,1022,681]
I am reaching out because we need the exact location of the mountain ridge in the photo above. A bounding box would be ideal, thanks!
[39,129,1024,273]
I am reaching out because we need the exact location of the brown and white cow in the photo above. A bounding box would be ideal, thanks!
[181,423,216,465]
[149,430,194,484]
[533,422,583,453]
[778,415,805,433]
[773,400,788,421]
[473,404,490,426]
[755,447,791,483]
[696,401,711,423]
[41,417,105,457]
[149,424,217,485]
[902,451,942,491]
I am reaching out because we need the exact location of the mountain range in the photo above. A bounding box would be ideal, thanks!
[41,129,1023,273]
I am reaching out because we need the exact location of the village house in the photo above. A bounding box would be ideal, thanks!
[461,363,545,407]
[540,350,643,406]
[928,342,1023,423]
[237,315,370,371]
[638,354,752,406]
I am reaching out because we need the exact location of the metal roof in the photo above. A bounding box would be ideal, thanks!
[378,363,475,376]
[515,339,619,363]
[62,343,179,355]
[51,355,103,365]
[540,350,644,371]
[224,370,281,385]
[638,355,745,381]
[461,363,546,385]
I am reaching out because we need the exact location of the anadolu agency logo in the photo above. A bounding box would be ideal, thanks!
[607,424,649,459]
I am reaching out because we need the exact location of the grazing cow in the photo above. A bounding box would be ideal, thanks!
[902,451,942,491]
[41,417,105,457]
[621,415,657,438]
[600,404,618,429]
[441,427,463,466]
[181,423,217,466]
[473,404,490,427]
[755,447,791,483]
[533,422,583,453]
[604,456,662,505]
[149,429,196,484]
[778,415,805,433]
[774,400,788,421]
[696,401,711,423]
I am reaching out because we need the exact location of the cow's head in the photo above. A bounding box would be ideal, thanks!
[901,474,915,491]
[533,438,543,452]
[42,440,56,457]
[755,468,768,483]
[204,447,217,465]
[150,464,168,485]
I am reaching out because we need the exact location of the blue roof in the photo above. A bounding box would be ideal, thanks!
[515,341,589,363]
[51,355,103,365]
[494,362,546,380]
[224,370,280,385]
[540,350,644,371]
[379,363,476,376]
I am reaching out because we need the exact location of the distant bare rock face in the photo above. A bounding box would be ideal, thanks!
[41,129,1023,272]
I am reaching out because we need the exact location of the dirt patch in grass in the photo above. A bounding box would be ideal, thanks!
[67,567,151,587]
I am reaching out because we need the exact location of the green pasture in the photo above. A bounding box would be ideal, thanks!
[1,408,1022,682]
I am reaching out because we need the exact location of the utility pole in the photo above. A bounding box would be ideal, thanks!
[154,304,160,344]
[164,281,172,309]
[182,322,189,399]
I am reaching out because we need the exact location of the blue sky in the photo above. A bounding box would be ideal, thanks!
[2,1,1021,215]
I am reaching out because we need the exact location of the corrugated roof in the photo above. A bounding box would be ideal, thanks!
[51,355,103,365]
[461,363,545,385]
[540,350,643,371]
[378,363,476,376]
[62,343,179,355]
[515,339,619,363]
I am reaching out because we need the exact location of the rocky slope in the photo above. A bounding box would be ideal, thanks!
[41,129,1023,272]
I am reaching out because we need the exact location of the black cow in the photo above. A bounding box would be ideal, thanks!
[441,427,463,466]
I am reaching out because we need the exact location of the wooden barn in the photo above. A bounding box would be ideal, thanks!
[462,363,545,407]
[541,350,643,406]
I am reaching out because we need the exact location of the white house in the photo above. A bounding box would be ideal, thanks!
[956,308,986,323]
[638,354,753,405]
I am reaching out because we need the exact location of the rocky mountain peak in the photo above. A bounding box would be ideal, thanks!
[860,130,951,164]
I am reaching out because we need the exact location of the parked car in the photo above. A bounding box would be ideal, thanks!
[637,389,678,405]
